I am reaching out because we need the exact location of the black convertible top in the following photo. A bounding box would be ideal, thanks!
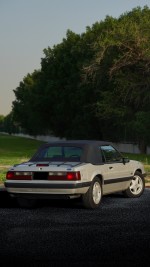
[31,140,113,165]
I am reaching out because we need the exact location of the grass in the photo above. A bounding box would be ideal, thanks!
[0,134,150,184]
[123,153,150,177]
[123,153,150,165]
[0,134,45,182]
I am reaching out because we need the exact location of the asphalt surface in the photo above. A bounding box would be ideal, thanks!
[0,188,150,267]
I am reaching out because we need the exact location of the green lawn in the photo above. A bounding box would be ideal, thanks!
[0,134,150,183]
[123,153,150,165]
[123,153,150,183]
[0,134,45,182]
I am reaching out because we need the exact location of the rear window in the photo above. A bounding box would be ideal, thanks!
[32,146,83,162]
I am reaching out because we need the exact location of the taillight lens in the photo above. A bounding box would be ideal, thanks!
[6,171,15,180]
[6,171,32,180]
[48,171,81,181]
[6,171,81,181]
[66,172,81,180]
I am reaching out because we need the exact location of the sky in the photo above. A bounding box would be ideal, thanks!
[0,0,149,116]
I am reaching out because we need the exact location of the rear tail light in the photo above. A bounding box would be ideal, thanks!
[6,171,81,181]
[6,171,32,180]
[48,171,81,181]
[66,172,81,180]
[6,171,15,180]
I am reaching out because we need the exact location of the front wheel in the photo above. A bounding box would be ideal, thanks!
[123,171,145,198]
[82,177,102,209]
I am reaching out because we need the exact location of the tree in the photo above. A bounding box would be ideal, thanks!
[83,6,150,151]
[12,70,48,135]
[11,6,150,152]
[0,115,4,132]
[2,112,19,134]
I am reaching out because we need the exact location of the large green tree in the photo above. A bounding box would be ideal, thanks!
[83,6,150,151]
[11,6,150,152]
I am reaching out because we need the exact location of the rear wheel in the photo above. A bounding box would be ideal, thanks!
[17,198,37,209]
[123,171,145,198]
[82,177,102,209]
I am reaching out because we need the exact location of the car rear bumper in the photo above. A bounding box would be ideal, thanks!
[4,180,91,196]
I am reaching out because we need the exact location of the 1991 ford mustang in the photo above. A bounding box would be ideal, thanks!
[4,140,146,209]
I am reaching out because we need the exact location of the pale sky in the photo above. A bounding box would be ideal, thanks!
[0,0,149,116]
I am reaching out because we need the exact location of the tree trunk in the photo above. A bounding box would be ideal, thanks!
[138,140,147,154]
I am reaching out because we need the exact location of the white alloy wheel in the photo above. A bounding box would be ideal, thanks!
[82,177,102,208]
[129,175,143,195]
[123,171,145,198]
[92,181,101,204]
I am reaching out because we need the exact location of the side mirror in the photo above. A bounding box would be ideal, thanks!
[123,157,130,164]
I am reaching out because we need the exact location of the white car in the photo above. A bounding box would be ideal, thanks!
[4,140,146,209]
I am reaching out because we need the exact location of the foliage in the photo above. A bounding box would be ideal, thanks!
[0,115,4,131]
[0,112,20,134]
[2,6,150,153]
[83,6,150,150]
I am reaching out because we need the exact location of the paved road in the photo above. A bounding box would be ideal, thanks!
[0,189,150,267]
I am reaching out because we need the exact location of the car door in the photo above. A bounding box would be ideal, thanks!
[100,145,133,194]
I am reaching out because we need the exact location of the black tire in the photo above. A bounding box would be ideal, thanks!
[123,171,145,198]
[82,177,102,209]
[17,197,37,209]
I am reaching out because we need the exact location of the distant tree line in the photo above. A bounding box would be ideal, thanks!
[0,6,150,153]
